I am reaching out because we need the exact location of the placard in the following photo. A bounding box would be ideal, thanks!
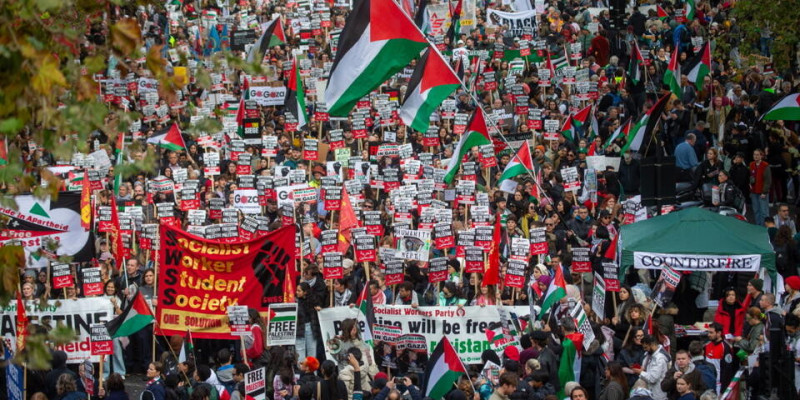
[267,303,298,346]
[571,247,592,273]
[244,368,267,400]
[52,263,74,289]
[228,305,250,336]
[82,267,104,297]
[89,323,113,356]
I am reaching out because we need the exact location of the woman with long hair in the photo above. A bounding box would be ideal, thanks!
[100,373,129,400]
[318,360,347,400]
[245,308,267,368]
[619,328,646,387]
[713,288,749,338]
[55,374,87,400]
[471,284,497,306]
[296,282,322,361]
[598,361,629,400]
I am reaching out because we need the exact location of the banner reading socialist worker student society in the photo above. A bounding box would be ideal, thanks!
[158,224,296,338]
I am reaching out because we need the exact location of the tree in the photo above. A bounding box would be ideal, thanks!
[731,0,800,72]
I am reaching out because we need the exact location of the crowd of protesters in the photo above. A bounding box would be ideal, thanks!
[6,1,800,400]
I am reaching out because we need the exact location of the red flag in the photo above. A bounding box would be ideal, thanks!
[80,170,92,231]
[337,186,358,253]
[604,233,619,260]
[16,290,28,352]
[483,212,501,286]
[109,196,125,270]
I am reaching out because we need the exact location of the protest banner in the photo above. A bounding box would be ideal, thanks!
[245,367,267,400]
[318,305,531,364]
[1,298,114,363]
[652,265,682,308]
[157,224,296,338]
[485,9,537,38]
[89,323,113,356]
[633,252,760,272]
[0,193,95,269]
[267,303,297,346]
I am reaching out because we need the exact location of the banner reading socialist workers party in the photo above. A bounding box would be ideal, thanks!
[0,193,95,269]
[158,224,296,338]
[318,305,531,364]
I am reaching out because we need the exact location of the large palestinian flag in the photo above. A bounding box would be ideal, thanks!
[146,123,186,151]
[762,93,800,121]
[424,337,468,400]
[325,0,428,116]
[0,192,95,268]
[399,47,461,133]
[605,118,632,148]
[106,292,154,338]
[247,17,286,64]
[686,42,711,90]
[621,94,671,153]
[498,141,534,186]
[444,108,491,183]
[285,59,309,130]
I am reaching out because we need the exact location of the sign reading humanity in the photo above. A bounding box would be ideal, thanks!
[633,252,761,272]
[157,224,296,338]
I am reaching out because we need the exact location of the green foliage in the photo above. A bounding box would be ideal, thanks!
[731,0,800,72]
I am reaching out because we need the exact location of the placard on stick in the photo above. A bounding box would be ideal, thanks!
[228,305,250,336]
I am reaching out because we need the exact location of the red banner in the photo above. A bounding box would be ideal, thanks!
[157,224,296,338]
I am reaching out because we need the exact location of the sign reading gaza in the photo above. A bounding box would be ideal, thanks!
[157,224,296,339]
[633,252,761,272]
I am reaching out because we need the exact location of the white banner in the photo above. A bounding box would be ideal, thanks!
[486,9,537,38]
[633,252,761,272]
[2,298,115,363]
[247,86,287,106]
[318,305,530,364]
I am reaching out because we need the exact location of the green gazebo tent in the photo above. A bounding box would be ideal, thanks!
[619,207,775,277]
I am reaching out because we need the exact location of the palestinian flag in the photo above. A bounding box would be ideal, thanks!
[423,337,468,400]
[498,141,534,185]
[106,292,154,338]
[399,47,461,133]
[621,94,671,153]
[663,46,681,96]
[446,0,462,44]
[657,5,669,20]
[557,333,584,398]
[572,104,592,127]
[247,17,286,64]
[628,41,644,85]
[179,329,195,363]
[485,326,506,346]
[444,108,491,184]
[325,0,428,117]
[605,118,632,148]
[762,93,800,121]
[414,0,430,34]
[146,123,186,152]
[285,60,309,130]
[355,284,375,345]
[686,42,711,90]
[539,263,567,320]
[560,116,576,142]
[236,79,249,137]
[684,0,696,20]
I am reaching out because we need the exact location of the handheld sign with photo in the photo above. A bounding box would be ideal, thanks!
[652,265,681,308]
[267,303,298,346]
[228,305,250,336]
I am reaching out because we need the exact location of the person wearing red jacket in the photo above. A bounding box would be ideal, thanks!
[712,288,751,338]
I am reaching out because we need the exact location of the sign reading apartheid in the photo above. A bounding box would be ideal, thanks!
[157,224,296,338]
[318,305,531,364]
[0,193,95,269]
[1,298,114,363]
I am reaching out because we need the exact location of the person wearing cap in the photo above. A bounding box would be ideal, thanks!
[745,279,765,310]
[782,276,800,315]
[728,152,750,198]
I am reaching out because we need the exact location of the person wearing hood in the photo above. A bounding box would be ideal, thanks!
[46,351,78,400]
